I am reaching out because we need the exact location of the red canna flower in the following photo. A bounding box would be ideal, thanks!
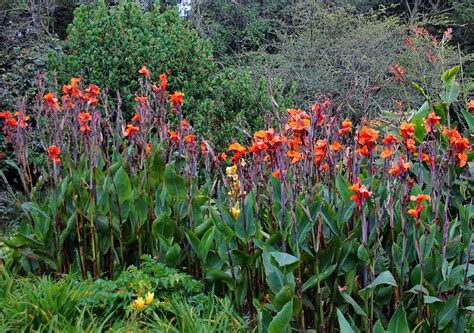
[382,133,399,146]
[218,152,227,161]
[138,66,151,78]
[48,145,61,164]
[124,124,139,138]
[159,74,168,90]
[349,181,373,207]
[78,112,92,124]
[443,128,471,167]
[131,114,141,122]
[170,91,185,106]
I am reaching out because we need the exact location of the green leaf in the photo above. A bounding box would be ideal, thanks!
[460,108,474,132]
[235,190,256,241]
[387,306,409,333]
[441,66,460,104]
[360,271,397,298]
[340,291,367,317]
[152,212,174,238]
[59,212,76,247]
[270,252,299,268]
[197,226,215,264]
[302,264,337,292]
[165,244,181,267]
[163,163,186,201]
[113,166,131,202]
[437,294,460,330]
[373,320,385,333]
[336,308,355,333]
[268,299,293,333]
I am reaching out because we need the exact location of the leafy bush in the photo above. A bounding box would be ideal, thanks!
[51,0,214,117]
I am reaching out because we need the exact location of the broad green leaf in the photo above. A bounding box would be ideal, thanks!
[197,226,215,264]
[165,244,181,267]
[336,308,355,333]
[302,264,337,292]
[163,163,186,201]
[268,299,293,333]
[340,291,367,317]
[437,294,460,330]
[113,166,131,202]
[360,271,397,298]
[387,306,409,333]
[373,320,385,333]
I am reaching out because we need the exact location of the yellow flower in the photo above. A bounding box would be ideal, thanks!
[145,292,154,305]
[226,165,237,176]
[133,297,145,310]
[231,206,240,219]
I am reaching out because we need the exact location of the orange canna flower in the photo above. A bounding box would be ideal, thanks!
[380,148,393,159]
[138,66,151,78]
[400,122,415,139]
[425,112,441,132]
[228,142,246,162]
[170,91,185,107]
[43,92,59,110]
[48,145,61,164]
[0,111,12,119]
[330,141,343,151]
[310,104,325,126]
[443,128,471,167]
[314,139,327,165]
[349,181,373,207]
[358,127,379,148]
[78,112,92,124]
[406,138,416,153]
[146,143,152,155]
[388,156,411,177]
[338,119,352,136]
[184,135,195,144]
[356,145,370,157]
[410,194,431,204]
[287,150,304,163]
[124,124,139,138]
[323,99,331,108]
[168,130,180,144]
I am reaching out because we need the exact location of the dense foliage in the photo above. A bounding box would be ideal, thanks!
[0,256,247,331]
[51,1,214,116]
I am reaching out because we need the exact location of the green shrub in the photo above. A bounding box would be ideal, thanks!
[194,68,296,150]
[51,0,214,116]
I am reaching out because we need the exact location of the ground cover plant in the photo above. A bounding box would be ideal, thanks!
[0,50,473,331]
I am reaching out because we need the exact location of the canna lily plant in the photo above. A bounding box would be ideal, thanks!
[0,63,473,333]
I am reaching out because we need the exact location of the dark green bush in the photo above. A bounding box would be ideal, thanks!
[51,0,214,116]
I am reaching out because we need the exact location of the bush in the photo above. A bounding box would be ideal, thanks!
[193,68,296,150]
[51,0,214,116]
